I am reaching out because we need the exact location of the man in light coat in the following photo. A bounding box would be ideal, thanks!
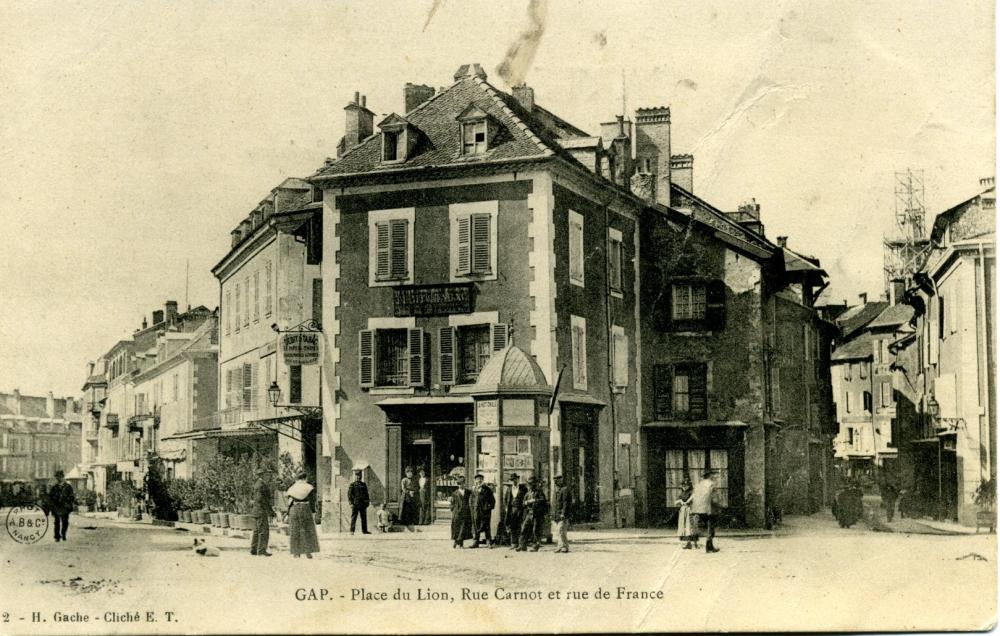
[691,469,720,553]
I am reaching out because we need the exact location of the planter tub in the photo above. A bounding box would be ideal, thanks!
[220,513,230,528]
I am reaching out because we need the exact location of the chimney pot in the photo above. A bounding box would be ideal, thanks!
[353,91,359,104]
[777,236,788,248]
[859,292,868,305]
[361,95,366,108]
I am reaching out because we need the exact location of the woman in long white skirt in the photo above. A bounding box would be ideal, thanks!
[675,477,697,549]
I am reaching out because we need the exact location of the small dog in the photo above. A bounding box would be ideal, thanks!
[192,538,220,557]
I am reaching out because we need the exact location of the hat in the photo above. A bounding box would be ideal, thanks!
[54,469,65,478]
[474,473,484,480]
[353,468,364,474]
[509,473,520,481]
[554,474,564,481]
[702,469,714,478]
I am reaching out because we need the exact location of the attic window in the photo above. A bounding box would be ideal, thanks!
[382,130,400,162]
[462,120,487,155]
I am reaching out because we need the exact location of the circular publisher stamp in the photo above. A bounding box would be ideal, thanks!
[6,504,48,544]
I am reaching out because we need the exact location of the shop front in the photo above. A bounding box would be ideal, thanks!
[643,423,747,527]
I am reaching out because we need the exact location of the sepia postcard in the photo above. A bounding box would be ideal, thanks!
[0,0,996,633]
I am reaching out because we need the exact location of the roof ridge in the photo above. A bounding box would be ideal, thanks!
[474,77,554,157]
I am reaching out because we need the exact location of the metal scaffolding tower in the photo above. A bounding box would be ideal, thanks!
[883,169,930,291]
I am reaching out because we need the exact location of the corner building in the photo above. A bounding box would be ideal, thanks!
[314,65,644,530]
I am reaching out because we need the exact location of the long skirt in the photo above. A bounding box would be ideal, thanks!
[677,505,695,541]
[288,502,320,555]
[451,511,473,542]
[400,494,420,526]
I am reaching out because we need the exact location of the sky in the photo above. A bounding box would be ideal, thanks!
[0,0,994,398]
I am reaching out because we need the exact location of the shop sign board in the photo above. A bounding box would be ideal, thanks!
[393,284,474,317]
[282,332,320,366]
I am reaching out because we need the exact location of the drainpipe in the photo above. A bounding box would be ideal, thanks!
[976,242,990,484]
[603,200,620,528]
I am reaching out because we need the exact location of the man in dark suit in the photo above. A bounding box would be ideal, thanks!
[518,476,548,552]
[47,469,75,542]
[450,476,473,548]
[250,466,274,556]
[552,474,572,553]
[506,474,526,551]
[470,474,496,548]
[348,469,371,534]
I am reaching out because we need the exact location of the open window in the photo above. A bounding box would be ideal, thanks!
[377,113,419,164]
[359,328,425,389]
[456,104,495,156]
[438,323,508,386]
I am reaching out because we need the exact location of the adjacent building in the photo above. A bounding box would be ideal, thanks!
[210,178,324,480]
[0,390,83,499]
[81,303,213,495]
[892,178,995,525]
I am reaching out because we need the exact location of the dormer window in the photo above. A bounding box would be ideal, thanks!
[462,120,487,155]
[456,104,494,157]
[377,113,418,165]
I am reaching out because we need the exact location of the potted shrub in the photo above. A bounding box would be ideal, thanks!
[974,477,995,533]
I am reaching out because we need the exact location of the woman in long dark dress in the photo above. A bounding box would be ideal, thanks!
[450,476,473,548]
[286,472,320,558]
[399,466,419,531]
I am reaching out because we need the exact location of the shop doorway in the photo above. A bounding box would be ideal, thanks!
[562,405,599,522]
[398,424,469,522]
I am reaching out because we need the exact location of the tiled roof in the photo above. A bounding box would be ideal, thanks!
[836,301,889,338]
[315,76,560,179]
[832,333,875,361]
[867,303,914,330]
[782,247,826,275]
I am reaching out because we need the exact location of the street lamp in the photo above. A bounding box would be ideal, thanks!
[927,396,940,418]
[266,380,322,419]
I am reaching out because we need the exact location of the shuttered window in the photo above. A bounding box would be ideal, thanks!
[243,279,250,326]
[264,260,273,317]
[225,291,231,335]
[290,365,302,404]
[242,363,256,410]
[612,326,628,388]
[455,213,492,276]
[253,271,260,322]
[653,363,708,419]
[608,228,623,293]
[569,210,584,286]
[571,315,587,390]
[312,278,323,328]
[439,327,457,386]
[375,219,409,281]
[360,328,425,388]
[457,325,490,384]
[234,284,241,332]
[663,280,726,332]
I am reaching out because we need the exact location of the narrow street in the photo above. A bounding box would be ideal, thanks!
[1,511,994,633]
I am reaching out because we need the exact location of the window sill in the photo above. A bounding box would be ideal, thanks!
[369,278,414,288]
[569,278,585,289]
[610,289,624,299]
[368,387,416,396]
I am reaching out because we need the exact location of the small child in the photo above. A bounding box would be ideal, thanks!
[376,502,391,533]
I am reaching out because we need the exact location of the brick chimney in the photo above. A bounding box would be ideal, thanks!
[46,391,55,418]
[670,154,693,193]
[633,107,671,206]
[404,83,435,113]
[231,227,243,247]
[152,310,164,325]
[338,92,375,158]
[165,301,179,323]
[65,397,75,414]
[512,84,535,112]
[453,63,488,82]
[859,292,868,305]
[599,115,634,190]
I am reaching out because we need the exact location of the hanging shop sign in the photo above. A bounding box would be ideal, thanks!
[282,332,321,366]
[393,284,474,317]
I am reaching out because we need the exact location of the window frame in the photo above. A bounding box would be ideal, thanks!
[608,227,624,296]
[568,210,585,288]
[612,325,628,390]
[571,315,588,390]
[461,119,488,156]
[368,208,415,287]
[653,362,708,420]
[450,201,498,282]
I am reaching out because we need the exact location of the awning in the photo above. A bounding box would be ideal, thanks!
[158,448,187,462]
[376,396,474,407]
[557,394,607,407]
[161,427,275,441]
[643,420,749,429]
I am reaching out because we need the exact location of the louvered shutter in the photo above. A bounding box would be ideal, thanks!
[491,323,508,352]
[242,363,252,409]
[688,363,708,418]
[407,328,425,387]
[249,362,258,409]
[706,280,726,331]
[438,326,456,386]
[456,216,471,275]
[654,365,672,419]
[375,223,390,280]
[359,330,374,388]
[471,213,491,274]
[390,218,408,279]
[658,284,674,332]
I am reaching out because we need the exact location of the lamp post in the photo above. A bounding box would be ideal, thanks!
[267,381,323,420]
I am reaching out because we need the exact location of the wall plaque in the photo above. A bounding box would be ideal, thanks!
[393,283,474,317]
